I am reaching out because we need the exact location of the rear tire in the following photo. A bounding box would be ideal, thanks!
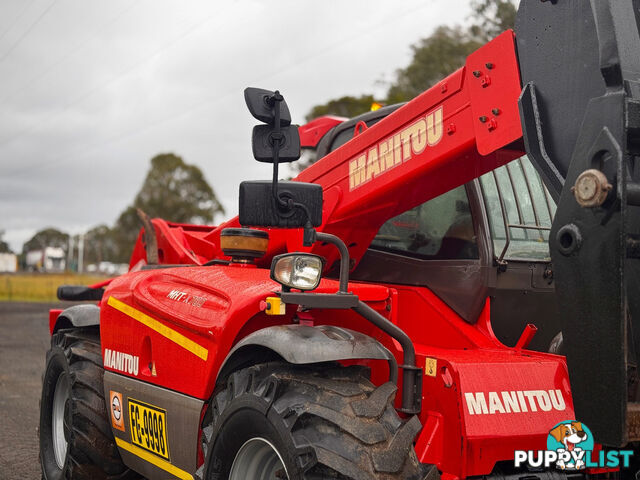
[39,328,135,480]
[199,362,427,480]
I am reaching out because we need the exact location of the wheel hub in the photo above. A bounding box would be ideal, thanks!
[51,372,69,469]
[229,437,288,480]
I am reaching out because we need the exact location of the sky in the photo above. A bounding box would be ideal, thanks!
[0,0,473,253]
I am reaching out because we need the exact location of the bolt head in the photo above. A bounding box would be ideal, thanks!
[572,169,612,207]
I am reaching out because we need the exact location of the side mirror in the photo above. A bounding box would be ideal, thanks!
[239,180,323,228]
[244,87,292,125]
[242,87,314,228]
[245,87,300,164]
[252,124,300,163]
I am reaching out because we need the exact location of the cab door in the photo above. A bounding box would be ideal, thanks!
[352,156,561,353]
[478,156,560,352]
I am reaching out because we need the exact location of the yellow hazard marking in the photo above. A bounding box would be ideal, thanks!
[115,437,193,480]
[265,296,286,315]
[425,357,437,377]
[107,296,208,361]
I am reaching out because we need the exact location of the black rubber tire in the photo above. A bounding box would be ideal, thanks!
[199,362,427,480]
[39,327,136,480]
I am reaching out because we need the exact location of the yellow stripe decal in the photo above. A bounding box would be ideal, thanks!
[107,296,208,361]
[115,437,194,480]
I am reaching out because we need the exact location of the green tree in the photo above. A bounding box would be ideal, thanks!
[386,26,482,103]
[84,224,119,264]
[305,95,380,123]
[23,228,69,254]
[131,153,224,223]
[111,153,225,262]
[0,230,11,254]
[470,0,517,41]
[387,1,516,103]
[111,207,143,263]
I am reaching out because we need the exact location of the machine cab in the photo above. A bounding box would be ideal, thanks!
[304,106,560,353]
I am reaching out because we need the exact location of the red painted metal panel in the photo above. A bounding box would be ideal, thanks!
[101,266,280,399]
[299,115,346,148]
[49,309,62,334]
[466,31,523,155]
[100,266,395,400]
[367,286,573,477]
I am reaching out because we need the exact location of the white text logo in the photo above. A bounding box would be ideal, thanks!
[464,390,566,415]
[104,348,139,376]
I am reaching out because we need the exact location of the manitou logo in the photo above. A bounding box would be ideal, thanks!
[464,390,566,415]
[348,106,443,190]
[167,288,206,308]
[104,348,139,376]
[167,289,188,301]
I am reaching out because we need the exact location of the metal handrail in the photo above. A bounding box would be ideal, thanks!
[493,170,512,266]
[518,160,545,241]
[507,224,551,231]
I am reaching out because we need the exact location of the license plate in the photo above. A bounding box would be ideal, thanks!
[128,398,170,460]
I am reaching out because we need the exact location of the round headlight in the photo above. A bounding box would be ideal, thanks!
[270,253,324,291]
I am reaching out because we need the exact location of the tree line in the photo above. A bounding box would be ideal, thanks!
[3,153,224,266]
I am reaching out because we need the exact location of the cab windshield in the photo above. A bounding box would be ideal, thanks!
[369,156,555,263]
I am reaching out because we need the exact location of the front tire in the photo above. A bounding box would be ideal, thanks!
[39,328,135,480]
[200,362,426,480]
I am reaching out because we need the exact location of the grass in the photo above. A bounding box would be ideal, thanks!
[0,273,109,302]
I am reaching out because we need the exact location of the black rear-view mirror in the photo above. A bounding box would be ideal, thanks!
[239,180,323,228]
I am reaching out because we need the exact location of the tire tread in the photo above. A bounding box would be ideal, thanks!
[200,362,427,480]
[40,327,137,480]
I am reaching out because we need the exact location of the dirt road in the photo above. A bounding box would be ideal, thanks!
[0,302,67,480]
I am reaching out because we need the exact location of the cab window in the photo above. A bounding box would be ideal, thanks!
[370,185,478,260]
[479,156,555,261]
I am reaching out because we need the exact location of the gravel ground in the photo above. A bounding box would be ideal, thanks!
[0,302,74,480]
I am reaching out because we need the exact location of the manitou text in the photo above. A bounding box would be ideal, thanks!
[348,106,443,190]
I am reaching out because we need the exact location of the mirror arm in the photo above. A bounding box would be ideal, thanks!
[315,231,350,294]
[352,300,421,414]
[271,148,282,206]
[302,222,317,247]
[268,91,289,210]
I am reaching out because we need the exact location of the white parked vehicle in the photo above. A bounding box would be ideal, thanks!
[26,247,66,272]
[0,253,17,272]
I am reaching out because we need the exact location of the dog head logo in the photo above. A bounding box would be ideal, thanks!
[547,420,594,470]
[549,422,587,451]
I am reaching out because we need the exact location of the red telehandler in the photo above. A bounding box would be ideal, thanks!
[39,1,640,479]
